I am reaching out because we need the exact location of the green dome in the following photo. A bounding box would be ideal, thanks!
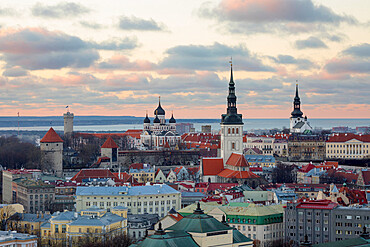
[166,203,232,233]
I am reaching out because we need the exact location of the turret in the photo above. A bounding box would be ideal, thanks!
[144,111,150,130]
[169,113,176,130]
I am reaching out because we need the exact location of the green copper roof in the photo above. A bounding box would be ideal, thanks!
[167,212,232,233]
[232,229,253,243]
[130,231,199,247]
[167,203,232,233]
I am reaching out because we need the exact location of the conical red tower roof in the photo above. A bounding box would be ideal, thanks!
[40,127,63,143]
[101,136,118,148]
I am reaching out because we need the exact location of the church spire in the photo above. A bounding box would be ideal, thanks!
[221,62,243,125]
[291,82,303,118]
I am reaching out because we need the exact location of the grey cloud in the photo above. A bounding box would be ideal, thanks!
[158,42,275,72]
[343,43,370,58]
[118,15,166,31]
[325,59,370,74]
[270,55,316,70]
[0,28,99,70]
[32,2,90,18]
[198,0,356,34]
[2,67,29,77]
[295,37,328,49]
[0,7,16,16]
[91,37,138,50]
[79,21,104,29]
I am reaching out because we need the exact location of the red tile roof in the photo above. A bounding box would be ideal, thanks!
[129,163,144,170]
[174,166,184,175]
[187,167,200,175]
[207,183,238,192]
[101,136,119,148]
[123,129,142,139]
[202,158,224,176]
[71,169,120,183]
[360,171,370,185]
[299,163,315,173]
[296,200,338,210]
[40,127,63,143]
[327,133,370,142]
[338,187,367,205]
[113,172,138,184]
[226,153,249,167]
[217,168,260,179]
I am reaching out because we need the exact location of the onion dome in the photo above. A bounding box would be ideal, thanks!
[144,112,150,123]
[169,113,176,123]
[154,96,165,116]
[153,115,160,124]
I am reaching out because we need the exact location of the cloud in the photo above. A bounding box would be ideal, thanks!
[0,7,17,16]
[342,43,370,58]
[31,2,90,18]
[295,36,328,49]
[324,58,370,74]
[198,0,356,34]
[158,42,275,72]
[79,21,104,29]
[97,55,156,71]
[91,37,138,50]
[2,67,29,77]
[118,15,166,31]
[0,28,99,70]
[270,55,316,70]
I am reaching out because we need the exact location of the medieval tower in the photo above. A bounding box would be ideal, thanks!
[40,127,63,177]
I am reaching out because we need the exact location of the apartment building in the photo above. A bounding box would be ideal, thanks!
[76,184,181,217]
[326,133,370,159]
[13,178,55,214]
[285,200,370,245]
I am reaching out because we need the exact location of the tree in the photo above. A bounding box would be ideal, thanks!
[78,232,132,247]
[0,136,41,169]
[0,206,16,230]
[272,163,295,183]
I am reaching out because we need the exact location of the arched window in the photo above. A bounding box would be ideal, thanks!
[236,128,239,134]
[232,128,235,134]
[228,128,230,134]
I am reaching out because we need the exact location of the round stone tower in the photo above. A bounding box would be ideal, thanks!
[40,127,63,177]
[64,111,74,136]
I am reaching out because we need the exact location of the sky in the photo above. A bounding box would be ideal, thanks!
[0,0,369,119]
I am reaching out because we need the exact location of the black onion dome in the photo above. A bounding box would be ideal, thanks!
[144,113,150,123]
[153,115,160,123]
[154,97,165,116]
[169,114,176,123]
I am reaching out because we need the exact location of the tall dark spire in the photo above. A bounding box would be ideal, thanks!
[221,62,243,125]
[291,83,303,118]
[154,96,165,116]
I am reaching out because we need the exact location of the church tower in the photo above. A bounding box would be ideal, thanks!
[290,84,312,133]
[220,63,244,162]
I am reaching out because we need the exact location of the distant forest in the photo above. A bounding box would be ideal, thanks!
[0,136,41,169]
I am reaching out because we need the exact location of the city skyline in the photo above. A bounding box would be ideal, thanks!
[0,0,369,118]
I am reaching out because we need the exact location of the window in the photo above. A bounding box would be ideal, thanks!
[55,225,59,233]
[346,215,352,220]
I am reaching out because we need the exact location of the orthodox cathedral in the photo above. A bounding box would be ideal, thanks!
[289,84,313,134]
[140,97,181,149]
